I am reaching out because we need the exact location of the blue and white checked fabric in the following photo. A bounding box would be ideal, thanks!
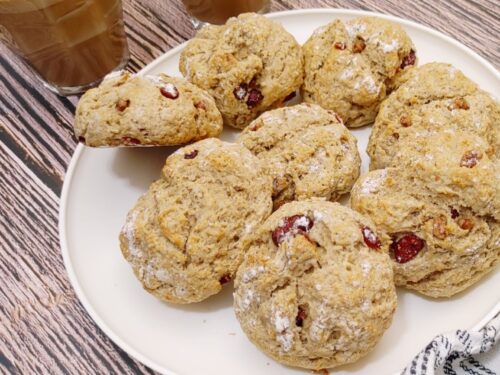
[402,312,500,375]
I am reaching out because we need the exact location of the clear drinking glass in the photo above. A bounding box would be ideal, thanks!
[181,0,271,28]
[0,0,130,96]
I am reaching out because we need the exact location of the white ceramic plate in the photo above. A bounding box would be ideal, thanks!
[59,9,500,375]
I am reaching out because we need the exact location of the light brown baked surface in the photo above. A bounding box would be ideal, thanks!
[234,200,397,370]
[74,72,223,147]
[367,62,500,170]
[238,103,360,210]
[179,13,304,129]
[352,131,500,298]
[119,138,272,303]
[302,16,416,128]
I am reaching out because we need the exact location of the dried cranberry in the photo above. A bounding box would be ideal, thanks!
[295,305,307,327]
[458,218,474,231]
[361,226,381,249]
[400,115,412,127]
[247,88,264,108]
[352,37,366,53]
[121,136,141,145]
[116,98,130,112]
[400,49,416,69]
[390,233,425,264]
[450,208,460,219]
[460,150,482,168]
[184,150,198,159]
[393,132,400,140]
[160,83,179,99]
[292,216,313,232]
[271,215,314,246]
[249,122,262,132]
[233,84,248,101]
[454,98,470,110]
[284,91,296,101]
[272,228,287,246]
[194,101,206,110]
[334,42,346,50]
[219,274,231,285]
[78,136,86,143]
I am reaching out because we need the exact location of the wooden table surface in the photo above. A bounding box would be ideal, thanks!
[0,0,498,373]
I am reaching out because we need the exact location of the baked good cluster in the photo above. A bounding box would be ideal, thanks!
[74,13,499,371]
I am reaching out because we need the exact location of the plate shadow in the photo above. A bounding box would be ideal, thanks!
[111,146,178,190]
[164,281,235,313]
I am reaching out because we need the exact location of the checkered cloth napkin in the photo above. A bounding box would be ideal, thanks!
[402,311,500,375]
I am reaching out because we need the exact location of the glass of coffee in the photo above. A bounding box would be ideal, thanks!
[181,0,270,28]
[0,0,130,96]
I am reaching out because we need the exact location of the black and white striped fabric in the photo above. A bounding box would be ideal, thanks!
[402,312,500,375]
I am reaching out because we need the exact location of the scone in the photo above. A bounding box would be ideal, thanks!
[234,200,397,370]
[179,13,303,129]
[119,138,272,303]
[302,16,416,128]
[238,104,361,210]
[351,132,500,298]
[74,72,223,147]
[367,63,500,169]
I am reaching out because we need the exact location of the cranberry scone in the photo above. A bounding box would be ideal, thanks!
[352,131,499,298]
[234,200,397,370]
[302,16,416,128]
[367,63,500,170]
[238,103,360,210]
[120,138,272,303]
[179,13,303,129]
[75,72,223,147]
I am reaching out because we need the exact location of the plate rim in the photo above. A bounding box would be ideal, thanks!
[59,8,500,375]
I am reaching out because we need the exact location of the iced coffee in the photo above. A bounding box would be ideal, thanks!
[0,0,129,95]
[181,0,270,26]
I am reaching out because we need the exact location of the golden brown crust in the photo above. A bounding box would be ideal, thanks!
[368,63,500,169]
[238,104,360,210]
[352,132,500,298]
[234,200,397,369]
[119,138,273,303]
[302,16,416,128]
[179,13,304,129]
[74,72,223,147]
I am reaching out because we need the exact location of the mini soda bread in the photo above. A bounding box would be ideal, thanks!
[74,72,223,147]
[302,16,416,128]
[238,104,361,210]
[119,138,272,303]
[351,132,500,298]
[234,200,397,370]
[179,13,303,129]
[368,63,500,169]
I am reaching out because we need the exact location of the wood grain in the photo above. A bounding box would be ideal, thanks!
[0,1,498,373]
